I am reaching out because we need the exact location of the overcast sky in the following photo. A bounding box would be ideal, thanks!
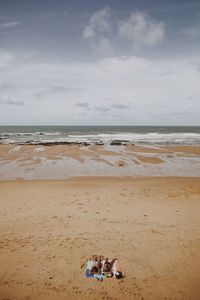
[0,0,200,125]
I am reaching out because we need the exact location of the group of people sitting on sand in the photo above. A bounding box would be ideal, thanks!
[85,255,123,281]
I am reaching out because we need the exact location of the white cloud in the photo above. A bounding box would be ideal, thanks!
[0,21,20,29]
[83,7,113,57]
[83,9,165,56]
[23,51,36,59]
[0,49,16,67]
[63,9,70,16]
[182,24,200,37]
[83,7,111,39]
[94,37,114,56]
[118,12,165,48]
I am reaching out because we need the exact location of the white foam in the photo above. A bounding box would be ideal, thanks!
[0,131,200,145]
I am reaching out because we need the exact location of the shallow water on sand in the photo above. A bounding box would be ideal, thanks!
[0,144,200,179]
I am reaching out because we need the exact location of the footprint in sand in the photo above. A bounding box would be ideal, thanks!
[120,193,126,197]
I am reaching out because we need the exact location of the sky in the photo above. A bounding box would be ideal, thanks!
[0,0,200,125]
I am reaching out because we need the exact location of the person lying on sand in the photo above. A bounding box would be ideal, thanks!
[89,256,102,274]
[85,256,123,280]
[96,256,102,274]
[102,257,124,278]
[102,257,117,277]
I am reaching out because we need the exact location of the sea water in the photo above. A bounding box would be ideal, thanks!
[0,125,200,145]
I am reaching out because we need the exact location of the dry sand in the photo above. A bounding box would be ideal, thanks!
[0,177,200,300]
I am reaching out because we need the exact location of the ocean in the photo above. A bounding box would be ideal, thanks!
[0,126,200,145]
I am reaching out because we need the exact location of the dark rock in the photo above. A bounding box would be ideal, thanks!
[82,142,90,146]
[110,140,129,145]
[110,140,122,145]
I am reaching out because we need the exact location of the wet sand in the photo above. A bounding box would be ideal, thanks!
[0,144,200,179]
[0,177,200,300]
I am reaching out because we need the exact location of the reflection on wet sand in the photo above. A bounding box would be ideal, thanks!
[0,144,200,179]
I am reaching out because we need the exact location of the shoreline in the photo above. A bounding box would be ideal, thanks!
[1,175,200,181]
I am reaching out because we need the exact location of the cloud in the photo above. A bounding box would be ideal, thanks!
[23,51,36,59]
[187,96,193,100]
[35,85,84,98]
[63,9,70,16]
[75,102,129,111]
[158,70,174,76]
[4,98,24,106]
[83,9,165,55]
[182,24,200,38]
[94,105,111,112]
[118,12,165,48]
[0,81,16,91]
[0,94,24,106]
[83,7,113,57]
[0,49,16,67]
[111,103,130,109]
[83,7,111,39]
[0,22,20,29]
[187,95,200,102]
[0,54,200,125]
[94,37,114,56]
[74,102,90,108]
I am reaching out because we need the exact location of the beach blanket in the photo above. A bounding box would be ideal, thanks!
[85,260,105,280]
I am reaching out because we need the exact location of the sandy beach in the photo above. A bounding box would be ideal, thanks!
[0,177,200,299]
[1,0,200,298]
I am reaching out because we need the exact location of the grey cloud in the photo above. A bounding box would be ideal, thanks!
[6,99,24,106]
[111,103,130,109]
[51,85,80,93]
[182,24,200,38]
[74,102,90,108]
[187,95,200,101]
[94,105,111,112]
[0,96,24,106]
[62,9,70,16]
[187,96,193,100]
[0,82,17,91]
[158,70,174,76]
[35,85,84,98]
[93,37,114,57]
[0,50,16,67]
[76,102,129,111]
